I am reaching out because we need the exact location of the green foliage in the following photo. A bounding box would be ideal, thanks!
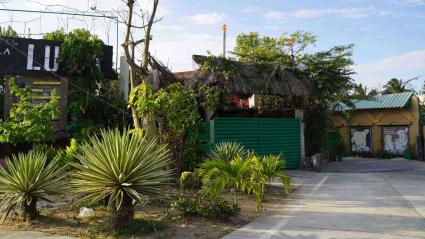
[70,128,174,226]
[302,45,355,109]
[171,192,240,221]
[180,135,205,172]
[0,25,18,37]
[33,144,57,162]
[42,28,66,42]
[179,171,201,191]
[245,154,291,212]
[198,155,252,204]
[0,78,59,144]
[197,84,224,110]
[130,83,200,165]
[55,138,80,168]
[232,31,316,65]
[305,106,331,156]
[59,29,103,75]
[44,29,128,137]
[351,83,378,100]
[0,150,66,221]
[383,78,413,94]
[207,141,248,162]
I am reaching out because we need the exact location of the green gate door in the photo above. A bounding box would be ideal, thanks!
[214,117,301,169]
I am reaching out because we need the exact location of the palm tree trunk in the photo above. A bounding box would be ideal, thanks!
[112,194,134,229]
[233,189,238,205]
[22,198,38,220]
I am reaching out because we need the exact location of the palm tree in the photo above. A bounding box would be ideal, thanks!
[70,128,174,229]
[247,155,291,212]
[198,156,251,205]
[0,150,66,221]
[382,78,417,94]
[352,84,379,100]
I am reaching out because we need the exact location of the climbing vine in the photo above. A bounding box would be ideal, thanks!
[43,29,128,138]
[0,78,59,144]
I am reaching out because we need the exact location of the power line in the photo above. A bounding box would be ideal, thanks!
[0,36,131,117]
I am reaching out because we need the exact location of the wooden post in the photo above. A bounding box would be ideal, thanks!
[206,110,215,144]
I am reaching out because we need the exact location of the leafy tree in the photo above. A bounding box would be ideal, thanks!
[71,128,173,229]
[232,31,316,66]
[0,26,18,37]
[0,78,59,145]
[0,150,66,221]
[383,78,413,94]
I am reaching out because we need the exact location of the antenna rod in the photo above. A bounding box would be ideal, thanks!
[222,24,227,58]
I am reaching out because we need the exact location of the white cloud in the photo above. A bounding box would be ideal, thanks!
[151,33,236,71]
[185,12,228,26]
[243,7,260,13]
[263,11,286,21]
[394,0,424,6]
[353,50,425,89]
[264,6,381,21]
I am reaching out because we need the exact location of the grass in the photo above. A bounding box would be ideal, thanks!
[0,184,290,239]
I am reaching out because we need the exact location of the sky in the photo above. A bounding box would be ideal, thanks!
[0,0,424,91]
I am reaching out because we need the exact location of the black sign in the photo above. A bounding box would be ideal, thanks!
[0,37,113,79]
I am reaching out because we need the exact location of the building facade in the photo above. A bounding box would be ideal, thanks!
[333,92,421,158]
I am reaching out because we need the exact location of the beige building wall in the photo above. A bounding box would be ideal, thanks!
[333,96,420,156]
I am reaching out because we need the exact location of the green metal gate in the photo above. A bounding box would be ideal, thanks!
[214,117,301,169]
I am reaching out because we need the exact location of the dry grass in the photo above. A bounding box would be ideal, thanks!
[0,185,289,239]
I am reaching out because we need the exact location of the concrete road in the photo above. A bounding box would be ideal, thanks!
[0,231,72,239]
[223,159,425,239]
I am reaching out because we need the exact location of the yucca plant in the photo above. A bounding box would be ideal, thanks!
[70,128,174,229]
[247,154,291,212]
[207,141,248,162]
[198,156,251,205]
[0,150,66,221]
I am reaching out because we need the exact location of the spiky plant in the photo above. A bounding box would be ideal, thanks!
[207,141,248,162]
[0,150,66,221]
[247,154,291,212]
[70,129,174,229]
[198,156,251,205]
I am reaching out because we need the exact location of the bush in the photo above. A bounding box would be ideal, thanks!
[171,192,240,221]
[179,136,205,172]
[33,144,58,163]
[207,141,248,162]
[55,138,80,168]
[179,171,201,191]
[0,150,66,220]
[70,128,174,229]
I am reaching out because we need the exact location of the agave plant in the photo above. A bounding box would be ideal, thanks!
[70,128,174,229]
[247,154,291,212]
[0,150,66,221]
[207,141,248,162]
[198,156,251,205]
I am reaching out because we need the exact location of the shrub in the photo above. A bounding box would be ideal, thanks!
[55,138,80,168]
[207,141,248,162]
[179,171,201,191]
[33,144,58,163]
[70,128,174,229]
[0,150,66,221]
[171,192,240,221]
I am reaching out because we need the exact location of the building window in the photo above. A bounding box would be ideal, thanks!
[382,126,409,155]
[350,127,372,153]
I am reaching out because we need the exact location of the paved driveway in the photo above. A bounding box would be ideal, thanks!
[223,158,425,239]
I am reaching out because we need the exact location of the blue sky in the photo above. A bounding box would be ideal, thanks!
[1,0,425,90]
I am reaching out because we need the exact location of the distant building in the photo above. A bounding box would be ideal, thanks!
[333,92,421,158]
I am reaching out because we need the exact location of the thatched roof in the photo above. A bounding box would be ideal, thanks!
[192,55,311,97]
[149,55,179,88]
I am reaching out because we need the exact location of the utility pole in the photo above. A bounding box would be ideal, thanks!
[222,24,227,58]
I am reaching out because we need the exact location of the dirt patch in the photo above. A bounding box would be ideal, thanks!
[0,185,288,239]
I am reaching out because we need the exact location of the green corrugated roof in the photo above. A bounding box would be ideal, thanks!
[339,92,413,111]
